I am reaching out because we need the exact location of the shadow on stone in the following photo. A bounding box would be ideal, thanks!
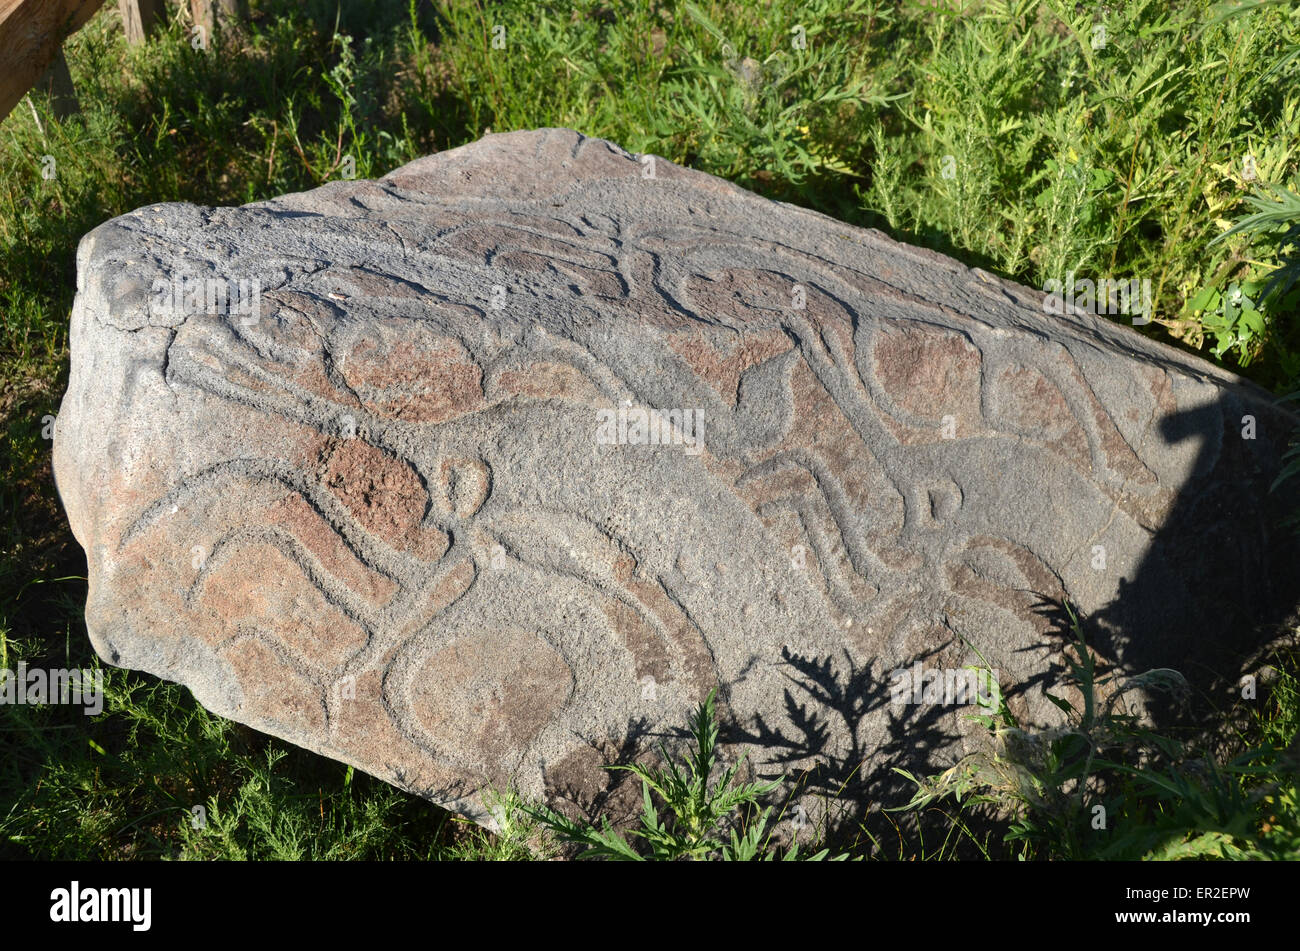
[713,384,1300,857]
[541,715,657,830]
[1089,390,1300,732]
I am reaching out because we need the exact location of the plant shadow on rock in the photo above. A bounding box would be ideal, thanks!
[715,643,1028,858]
[541,716,658,833]
[710,385,1300,857]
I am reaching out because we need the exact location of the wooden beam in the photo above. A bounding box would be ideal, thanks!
[0,0,105,123]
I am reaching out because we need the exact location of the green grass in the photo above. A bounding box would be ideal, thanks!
[0,620,517,859]
[521,620,1300,860]
[1,0,1298,859]
[520,688,844,860]
[888,603,1300,860]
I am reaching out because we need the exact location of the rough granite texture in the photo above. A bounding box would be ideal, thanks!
[54,128,1300,835]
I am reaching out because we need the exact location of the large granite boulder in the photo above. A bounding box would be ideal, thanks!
[54,128,1299,836]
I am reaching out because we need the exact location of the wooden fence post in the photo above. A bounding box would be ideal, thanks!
[118,0,165,46]
[190,0,244,36]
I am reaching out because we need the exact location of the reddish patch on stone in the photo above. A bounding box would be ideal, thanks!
[224,636,326,737]
[739,462,816,507]
[340,326,484,424]
[698,452,745,486]
[246,295,358,404]
[223,362,276,396]
[1144,364,1177,423]
[407,630,572,774]
[493,361,602,402]
[680,268,793,322]
[666,329,792,405]
[872,325,982,423]
[742,359,885,518]
[267,493,399,608]
[612,553,638,584]
[433,557,476,605]
[318,439,443,557]
[994,365,1090,471]
[327,669,466,790]
[798,288,857,362]
[622,575,714,698]
[1063,362,1156,486]
[602,597,671,685]
[943,535,1064,626]
[872,541,923,572]
[197,543,369,674]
